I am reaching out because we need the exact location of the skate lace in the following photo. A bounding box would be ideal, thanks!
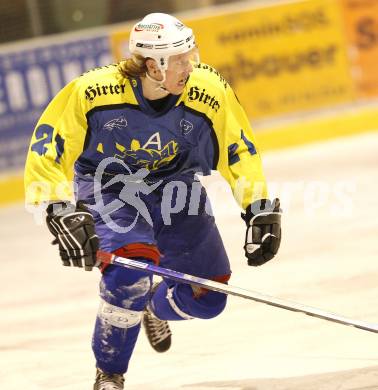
[146,312,172,345]
[96,370,124,390]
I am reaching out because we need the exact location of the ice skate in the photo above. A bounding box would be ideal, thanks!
[143,283,172,353]
[93,367,124,390]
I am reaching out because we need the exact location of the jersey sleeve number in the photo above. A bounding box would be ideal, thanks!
[31,124,65,163]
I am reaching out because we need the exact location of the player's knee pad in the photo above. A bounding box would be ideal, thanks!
[150,281,227,321]
[97,298,143,328]
[174,283,228,319]
[152,277,229,320]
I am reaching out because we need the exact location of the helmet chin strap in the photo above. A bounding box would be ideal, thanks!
[145,71,168,93]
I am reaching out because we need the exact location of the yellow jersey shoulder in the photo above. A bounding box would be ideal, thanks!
[73,63,137,109]
[184,63,230,115]
[189,64,230,93]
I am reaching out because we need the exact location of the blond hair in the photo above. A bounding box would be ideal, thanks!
[118,54,148,79]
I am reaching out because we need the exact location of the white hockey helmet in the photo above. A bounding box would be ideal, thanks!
[129,13,197,72]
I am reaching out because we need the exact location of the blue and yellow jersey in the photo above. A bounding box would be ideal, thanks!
[24,63,267,209]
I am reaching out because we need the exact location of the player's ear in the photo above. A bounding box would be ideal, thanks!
[145,58,159,75]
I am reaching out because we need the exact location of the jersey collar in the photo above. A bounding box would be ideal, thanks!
[131,77,180,117]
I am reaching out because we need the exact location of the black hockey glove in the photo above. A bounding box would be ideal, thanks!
[241,198,282,266]
[46,201,99,271]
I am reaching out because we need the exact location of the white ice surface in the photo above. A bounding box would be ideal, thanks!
[1,132,378,389]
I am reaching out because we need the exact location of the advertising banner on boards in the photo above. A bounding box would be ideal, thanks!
[340,0,378,97]
[0,36,112,173]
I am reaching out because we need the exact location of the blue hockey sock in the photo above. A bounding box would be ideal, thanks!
[92,264,152,374]
[150,281,227,321]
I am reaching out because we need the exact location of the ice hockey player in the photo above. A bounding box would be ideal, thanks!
[24,12,282,390]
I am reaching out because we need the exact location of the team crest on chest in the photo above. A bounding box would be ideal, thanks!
[180,119,194,135]
[104,116,128,131]
[104,132,179,171]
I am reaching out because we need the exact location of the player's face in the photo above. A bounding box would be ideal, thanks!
[163,49,198,95]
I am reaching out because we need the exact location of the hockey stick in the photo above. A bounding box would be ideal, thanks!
[96,250,378,334]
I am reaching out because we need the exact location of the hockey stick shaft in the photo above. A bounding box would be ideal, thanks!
[97,251,378,334]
